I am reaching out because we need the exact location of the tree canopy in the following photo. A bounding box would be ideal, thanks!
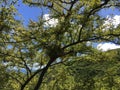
[0,0,120,90]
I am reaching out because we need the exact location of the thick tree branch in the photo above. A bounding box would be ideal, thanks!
[20,68,42,90]
[63,32,120,50]
[21,58,68,90]
[33,58,55,90]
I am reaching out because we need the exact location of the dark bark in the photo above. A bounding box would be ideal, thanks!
[20,69,42,90]
[34,58,55,90]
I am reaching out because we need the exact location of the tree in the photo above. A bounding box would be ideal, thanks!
[66,49,120,90]
[0,0,120,90]
[36,48,120,90]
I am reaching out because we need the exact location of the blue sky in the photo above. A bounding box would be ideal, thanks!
[16,1,120,25]
[99,8,120,17]
[16,0,48,25]
[15,1,120,51]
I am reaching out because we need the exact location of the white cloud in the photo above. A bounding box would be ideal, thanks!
[27,63,40,71]
[43,14,58,27]
[98,15,120,51]
[97,42,120,51]
[103,15,120,30]
[112,15,120,27]
[86,41,92,46]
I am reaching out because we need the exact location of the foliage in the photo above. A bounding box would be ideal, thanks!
[41,49,120,90]
[0,0,120,90]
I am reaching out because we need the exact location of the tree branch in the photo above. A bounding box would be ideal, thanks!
[21,58,68,90]
[63,32,120,50]
[78,0,110,41]
[33,58,55,90]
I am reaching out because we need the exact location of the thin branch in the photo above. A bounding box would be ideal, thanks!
[9,74,23,86]
[66,0,78,17]
[89,0,110,15]
[63,32,120,50]
[54,1,69,11]
[78,0,110,41]
[19,48,32,76]
[21,59,69,90]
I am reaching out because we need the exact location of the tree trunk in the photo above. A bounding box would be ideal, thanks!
[34,58,54,90]
[20,69,41,90]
